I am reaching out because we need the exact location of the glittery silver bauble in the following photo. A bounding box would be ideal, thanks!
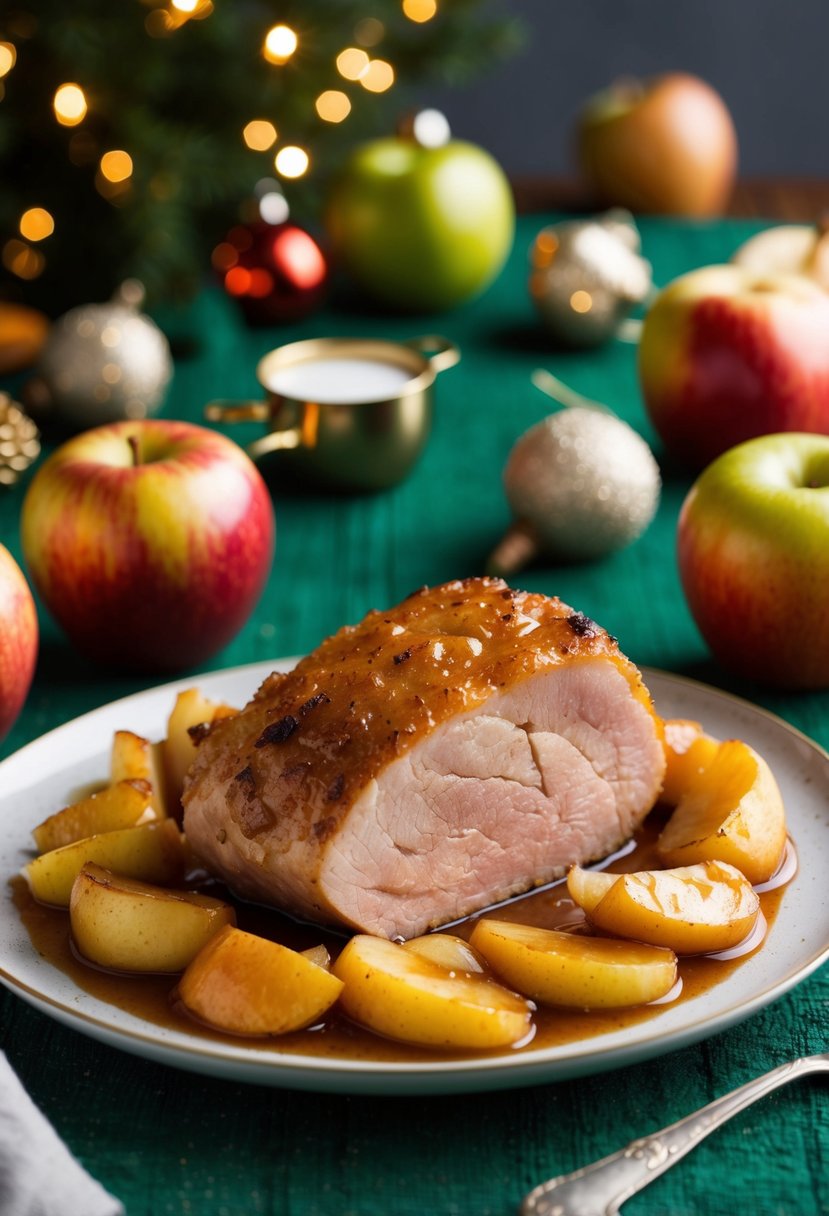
[25,281,172,433]
[529,210,652,348]
[488,407,661,573]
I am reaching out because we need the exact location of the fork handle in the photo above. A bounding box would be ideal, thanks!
[522,1055,828,1216]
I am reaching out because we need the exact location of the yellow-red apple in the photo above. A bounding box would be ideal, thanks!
[20,420,275,672]
[576,73,737,217]
[0,544,38,743]
[678,431,829,688]
[639,266,829,469]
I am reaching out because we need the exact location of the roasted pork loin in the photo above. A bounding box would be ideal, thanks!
[183,579,665,939]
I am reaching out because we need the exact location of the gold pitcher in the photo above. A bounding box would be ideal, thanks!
[205,334,460,492]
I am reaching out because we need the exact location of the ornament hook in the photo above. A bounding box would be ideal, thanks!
[531,368,616,416]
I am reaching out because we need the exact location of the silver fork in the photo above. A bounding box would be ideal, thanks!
[521,1052,829,1216]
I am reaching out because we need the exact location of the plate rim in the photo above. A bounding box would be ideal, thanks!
[2,661,828,1094]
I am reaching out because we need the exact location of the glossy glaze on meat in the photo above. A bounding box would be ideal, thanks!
[183,579,666,938]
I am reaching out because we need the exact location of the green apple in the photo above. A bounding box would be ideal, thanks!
[639,265,829,469]
[325,133,514,311]
[577,72,737,217]
[678,432,829,689]
[0,544,38,743]
[21,419,275,673]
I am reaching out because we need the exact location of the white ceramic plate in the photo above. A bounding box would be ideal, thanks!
[1,663,827,1094]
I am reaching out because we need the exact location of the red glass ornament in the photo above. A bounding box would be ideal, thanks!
[214,221,329,325]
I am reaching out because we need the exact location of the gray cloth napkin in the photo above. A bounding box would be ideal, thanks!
[0,1052,124,1216]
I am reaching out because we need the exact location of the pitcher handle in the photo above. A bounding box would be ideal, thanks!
[406,335,460,374]
[204,401,271,424]
[246,428,304,460]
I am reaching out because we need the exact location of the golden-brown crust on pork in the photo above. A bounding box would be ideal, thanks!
[183,578,652,847]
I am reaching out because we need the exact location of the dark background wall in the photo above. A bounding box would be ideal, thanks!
[418,0,826,180]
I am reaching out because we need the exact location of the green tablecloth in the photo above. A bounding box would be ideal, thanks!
[1,215,827,1215]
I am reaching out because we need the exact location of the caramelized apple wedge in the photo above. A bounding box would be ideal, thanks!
[22,819,184,907]
[657,738,787,883]
[32,779,156,852]
[660,718,721,806]
[111,730,169,818]
[70,863,235,973]
[176,926,343,1036]
[402,933,486,973]
[163,688,238,811]
[470,919,677,1009]
[332,934,533,1049]
[567,859,760,954]
[300,944,332,970]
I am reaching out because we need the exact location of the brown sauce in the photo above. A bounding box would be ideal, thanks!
[11,808,792,1065]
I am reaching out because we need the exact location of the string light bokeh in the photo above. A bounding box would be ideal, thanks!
[0,0,521,305]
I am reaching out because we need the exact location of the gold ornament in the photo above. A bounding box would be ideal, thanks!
[0,393,41,487]
[487,371,661,573]
[24,281,172,434]
[529,210,652,347]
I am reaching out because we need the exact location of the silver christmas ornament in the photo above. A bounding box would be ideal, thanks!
[529,210,652,348]
[25,281,172,433]
[487,380,661,574]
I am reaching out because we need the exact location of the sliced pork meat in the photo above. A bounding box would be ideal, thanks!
[183,578,665,940]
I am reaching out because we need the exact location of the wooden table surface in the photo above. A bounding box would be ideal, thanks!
[512,176,829,220]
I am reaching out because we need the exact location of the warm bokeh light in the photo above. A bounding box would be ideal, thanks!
[336,47,369,80]
[225,266,251,296]
[211,242,239,272]
[2,239,45,280]
[259,191,290,225]
[0,42,16,77]
[409,108,450,147]
[355,18,384,46]
[100,150,134,182]
[274,145,309,178]
[263,24,298,64]
[53,83,87,126]
[532,231,559,267]
[570,290,593,314]
[171,0,199,11]
[403,0,438,22]
[243,119,278,151]
[19,207,54,242]
[315,90,351,123]
[360,59,394,93]
[224,266,272,298]
[272,229,327,289]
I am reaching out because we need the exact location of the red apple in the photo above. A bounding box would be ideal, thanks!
[639,265,829,469]
[678,432,829,689]
[21,420,275,673]
[0,544,38,742]
[577,72,737,217]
